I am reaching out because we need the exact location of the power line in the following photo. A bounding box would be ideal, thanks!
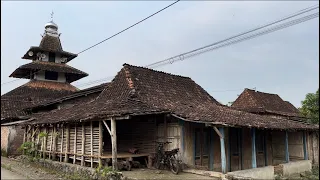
[74,7,319,88]
[1,1,180,87]
[145,5,319,68]
[148,11,319,69]
[76,0,180,55]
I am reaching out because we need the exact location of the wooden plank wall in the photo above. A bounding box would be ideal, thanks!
[29,121,100,166]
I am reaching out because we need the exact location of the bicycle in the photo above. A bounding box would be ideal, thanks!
[153,141,181,174]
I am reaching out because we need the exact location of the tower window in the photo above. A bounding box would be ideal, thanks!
[49,52,55,62]
[45,71,58,80]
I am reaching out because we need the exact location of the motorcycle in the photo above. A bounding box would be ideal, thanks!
[154,141,181,174]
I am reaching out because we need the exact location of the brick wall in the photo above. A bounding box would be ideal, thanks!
[8,125,25,155]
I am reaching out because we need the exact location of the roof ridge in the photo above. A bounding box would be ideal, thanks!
[123,63,191,79]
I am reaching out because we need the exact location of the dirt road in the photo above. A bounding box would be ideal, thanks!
[1,167,27,180]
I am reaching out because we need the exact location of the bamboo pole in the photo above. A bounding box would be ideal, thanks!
[81,123,85,166]
[90,121,93,168]
[64,124,70,163]
[53,125,57,160]
[60,125,64,162]
[43,127,47,158]
[73,125,77,164]
[99,121,103,166]
[49,127,53,159]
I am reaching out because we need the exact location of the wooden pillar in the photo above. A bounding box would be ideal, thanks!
[98,121,103,166]
[60,126,64,162]
[218,127,227,174]
[251,128,257,168]
[81,123,85,166]
[209,128,214,171]
[228,128,231,172]
[23,127,27,155]
[111,118,118,170]
[90,121,94,168]
[264,130,268,166]
[73,125,77,164]
[303,131,308,160]
[285,131,289,163]
[179,120,185,153]
[64,125,70,163]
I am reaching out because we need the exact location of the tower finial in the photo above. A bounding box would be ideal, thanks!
[50,11,54,21]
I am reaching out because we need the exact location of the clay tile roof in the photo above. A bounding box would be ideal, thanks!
[231,88,301,117]
[9,61,88,83]
[26,64,318,131]
[1,80,77,121]
[39,35,63,52]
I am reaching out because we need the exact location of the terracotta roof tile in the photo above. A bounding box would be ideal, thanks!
[10,61,88,83]
[1,80,77,121]
[26,64,318,131]
[231,88,301,117]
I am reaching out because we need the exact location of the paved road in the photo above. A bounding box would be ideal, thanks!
[1,167,26,180]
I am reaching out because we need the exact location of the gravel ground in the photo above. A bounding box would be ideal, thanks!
[122,168,217,179]
[1,156,64,180]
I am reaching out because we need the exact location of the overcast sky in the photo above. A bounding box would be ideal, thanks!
[1,1,319,107]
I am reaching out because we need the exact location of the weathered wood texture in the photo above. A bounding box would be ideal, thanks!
[272,131,305,165]
[32,122,100,164]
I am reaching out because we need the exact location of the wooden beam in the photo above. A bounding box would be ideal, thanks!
[90,121,93,168]
[213,127,222,139]
[219,127,226,174]
[251,128,257,168]
[285,131,289,163]
[102,120,111,136]
[303,131,308,160]
[81,123,85,166]
[98,121,103,166]
[73,125,77,164]
[64,125,70,163]
[193,130,197,165]
[111,118,118,170]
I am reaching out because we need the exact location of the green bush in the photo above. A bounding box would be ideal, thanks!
[1,148,8,157]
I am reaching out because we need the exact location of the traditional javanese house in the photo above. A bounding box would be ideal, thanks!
[22,64,318,178]
[231,88,319,165]
[1,20,88,155]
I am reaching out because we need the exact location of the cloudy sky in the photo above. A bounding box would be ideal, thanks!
[1,1,319,107]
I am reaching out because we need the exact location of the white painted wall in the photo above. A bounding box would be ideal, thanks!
[40,52,62,63]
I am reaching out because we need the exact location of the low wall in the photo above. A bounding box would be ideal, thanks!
[226,166,274,180]
[280,160,312,176]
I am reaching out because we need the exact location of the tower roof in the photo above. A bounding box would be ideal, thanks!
[9,61,88,83]
[22,20,77,62]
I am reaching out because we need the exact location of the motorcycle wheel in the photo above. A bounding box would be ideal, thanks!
[169,158,180,175]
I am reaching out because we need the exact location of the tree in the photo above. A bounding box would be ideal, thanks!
[299,89,319,124]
